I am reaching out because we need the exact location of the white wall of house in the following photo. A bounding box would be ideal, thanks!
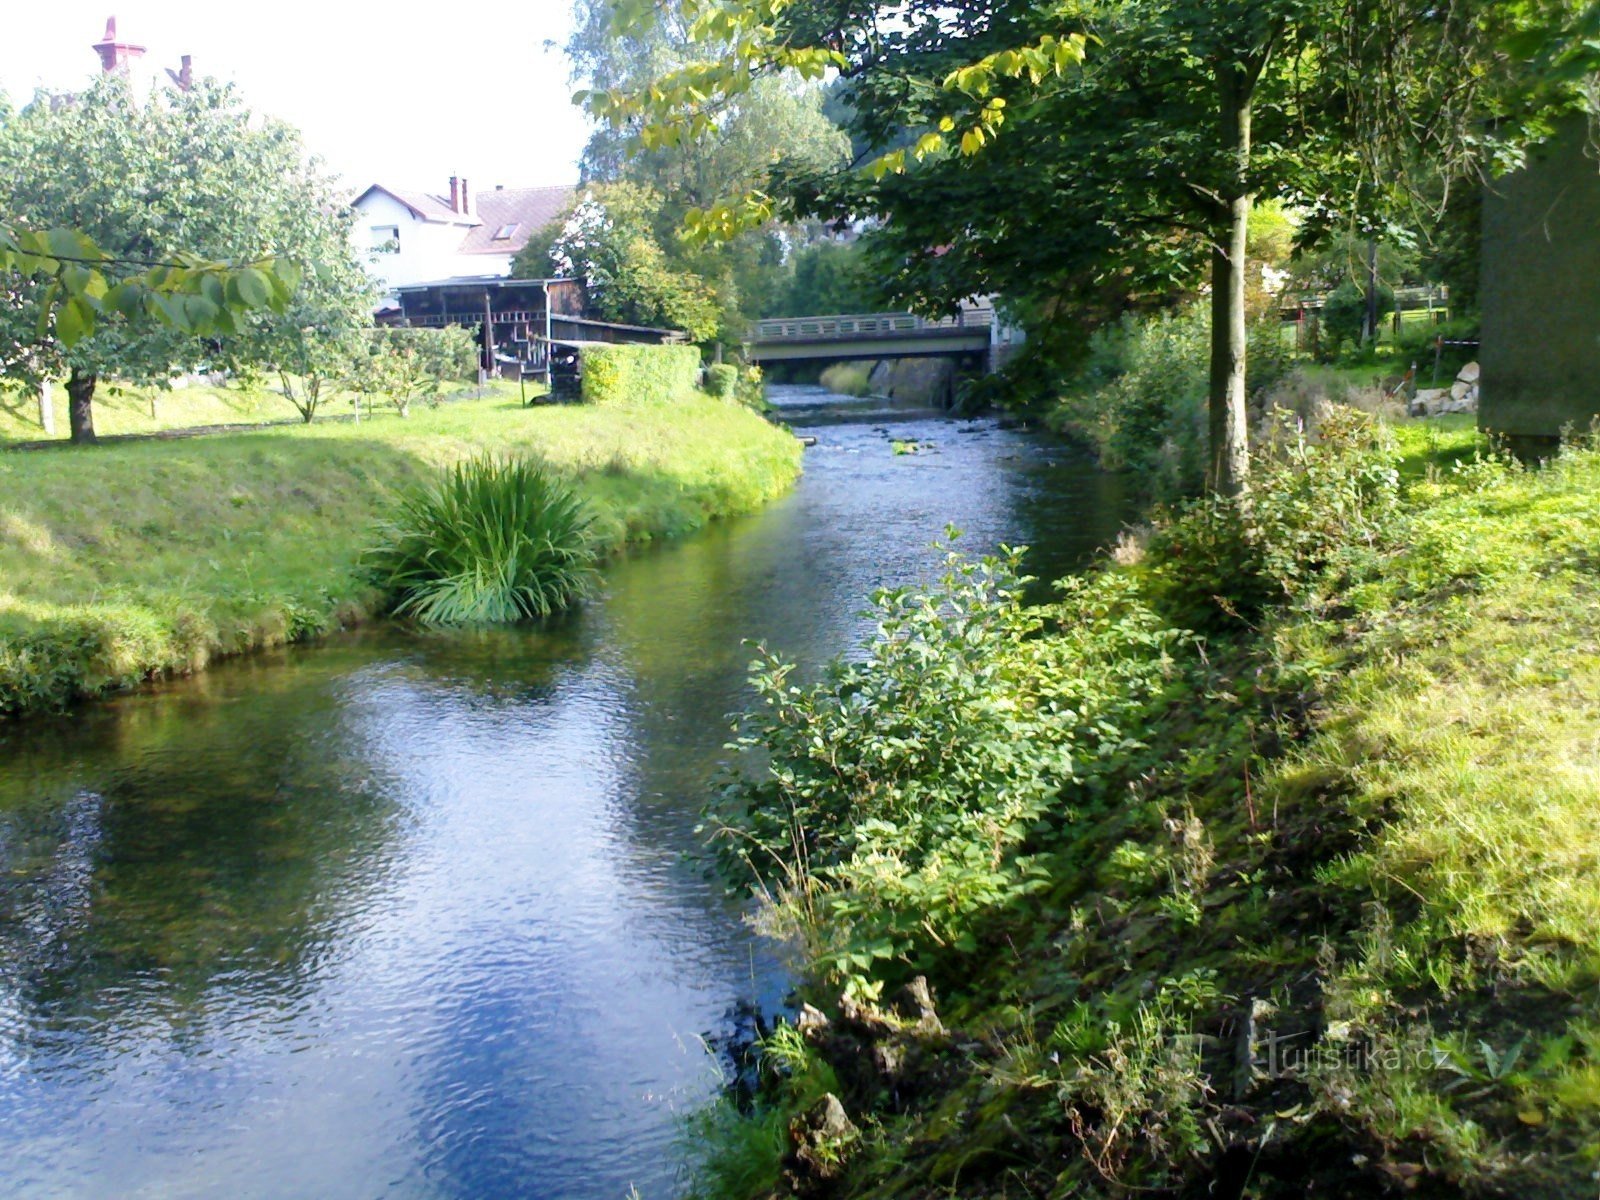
[351,192,488,297]
[461,251,516,277]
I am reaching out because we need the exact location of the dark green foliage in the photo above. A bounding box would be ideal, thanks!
[712,541,1187,997]
[705,363,739,397]
[1147,407,1401,629]
[1321,278,1396,354]
[366,457,597,626]
[1045,307,1297,500]
[1393,313,1481,378]
[767,239,881,318]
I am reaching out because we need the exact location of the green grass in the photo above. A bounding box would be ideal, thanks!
[367,456,598,625]
[0,389,801,715]
[0,377,532,443]
[0,380,287,441]
[693,418,1600,1198]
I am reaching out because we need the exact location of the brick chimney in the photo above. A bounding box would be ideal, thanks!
[460,177,474,217]
[93,16,147,75]
[165,54,194,92]
[449,176,462,213]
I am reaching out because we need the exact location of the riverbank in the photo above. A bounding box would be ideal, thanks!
[697,414,1600,1198]
[0,390,801,717]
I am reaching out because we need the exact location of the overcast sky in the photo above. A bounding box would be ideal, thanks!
[0,2,593,194]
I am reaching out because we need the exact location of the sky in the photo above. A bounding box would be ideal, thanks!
[0,2,594,195]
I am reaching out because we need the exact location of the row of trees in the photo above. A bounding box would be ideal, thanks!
[0,74,379,443]
[511,1,878,343]
[581,0,1585,494]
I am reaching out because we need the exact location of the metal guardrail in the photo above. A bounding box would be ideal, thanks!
[751,308,995,342]
[1279,286,1450,316]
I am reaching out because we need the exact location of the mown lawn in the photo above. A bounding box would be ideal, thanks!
[0,389,801,716]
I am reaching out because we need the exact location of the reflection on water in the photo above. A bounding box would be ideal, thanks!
[0,386,1128,1199]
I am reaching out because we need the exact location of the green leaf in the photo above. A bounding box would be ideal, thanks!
[56,295,95,346]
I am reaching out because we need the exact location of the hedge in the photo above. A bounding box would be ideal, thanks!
[580,343,702,407]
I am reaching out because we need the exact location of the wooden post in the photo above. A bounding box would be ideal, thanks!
[542,282,553,389]
[483,291,495,381]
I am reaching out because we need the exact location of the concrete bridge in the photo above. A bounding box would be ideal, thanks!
[747,307,1004,367]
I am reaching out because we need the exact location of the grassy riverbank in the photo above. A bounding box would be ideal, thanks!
[0,378,534,443]
[698,414,1600,1198]
[0,390,801,717]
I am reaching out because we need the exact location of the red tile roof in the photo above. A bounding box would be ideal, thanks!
[457,185,576,256]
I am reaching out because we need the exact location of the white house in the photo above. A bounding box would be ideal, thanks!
[349,177,575,301]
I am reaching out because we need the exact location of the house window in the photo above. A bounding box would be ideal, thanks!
[492,223,520,241]
[371,225,400,253]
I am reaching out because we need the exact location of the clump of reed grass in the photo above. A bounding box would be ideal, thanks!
[367,456,597,625]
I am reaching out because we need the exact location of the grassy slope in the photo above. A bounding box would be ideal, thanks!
[700,418,1600,1199]
[0,379,533,442]
[0,391,801,716]
[1,380,289,441]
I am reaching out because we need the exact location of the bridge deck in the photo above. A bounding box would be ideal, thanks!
[749,309,996,363]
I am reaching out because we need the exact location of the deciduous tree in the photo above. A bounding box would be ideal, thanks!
[0,75,361,441]
[588,0,1573,493]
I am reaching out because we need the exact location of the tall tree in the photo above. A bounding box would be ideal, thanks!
[0,75,362,442]
[567,0,851,338]
[514,181,723,339]
[588,0,1572,494]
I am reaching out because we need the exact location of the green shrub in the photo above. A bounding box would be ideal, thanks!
[705,363,738,398]
[1321,279,1395,355]
[365,456,597,625]
[1049,306,1210,498]
[711,540,1185,998]
[1147,405,1401,628]
[819,362,874,397]
[734,364,767,410]
[1392,313,1481,378]
[580,342,701,406]
[347,326,478,416]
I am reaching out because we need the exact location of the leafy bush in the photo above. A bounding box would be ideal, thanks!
[1392,314,1481,378]
[366,456,596,625]
[734,364,767,409]
[1147,405,1401,628]
[1049,306,1210,498]
[348,326,478,416]
[705,363,738,398]
[580,342,701,406]
[819,362,873,397]
[711,540,1186,998]
[1320,279,1395,355]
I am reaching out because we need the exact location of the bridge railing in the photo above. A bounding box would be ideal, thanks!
[751,308,994,343]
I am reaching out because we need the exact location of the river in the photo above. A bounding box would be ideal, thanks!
[0,385,1128,1199]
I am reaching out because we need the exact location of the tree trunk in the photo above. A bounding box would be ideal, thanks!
[67,368,98,445]
[38,380,55,436]
[1363,237,1380,345]
[1207,68,1254,498]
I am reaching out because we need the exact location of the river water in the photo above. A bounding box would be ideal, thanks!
[0,386,1127,1199]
